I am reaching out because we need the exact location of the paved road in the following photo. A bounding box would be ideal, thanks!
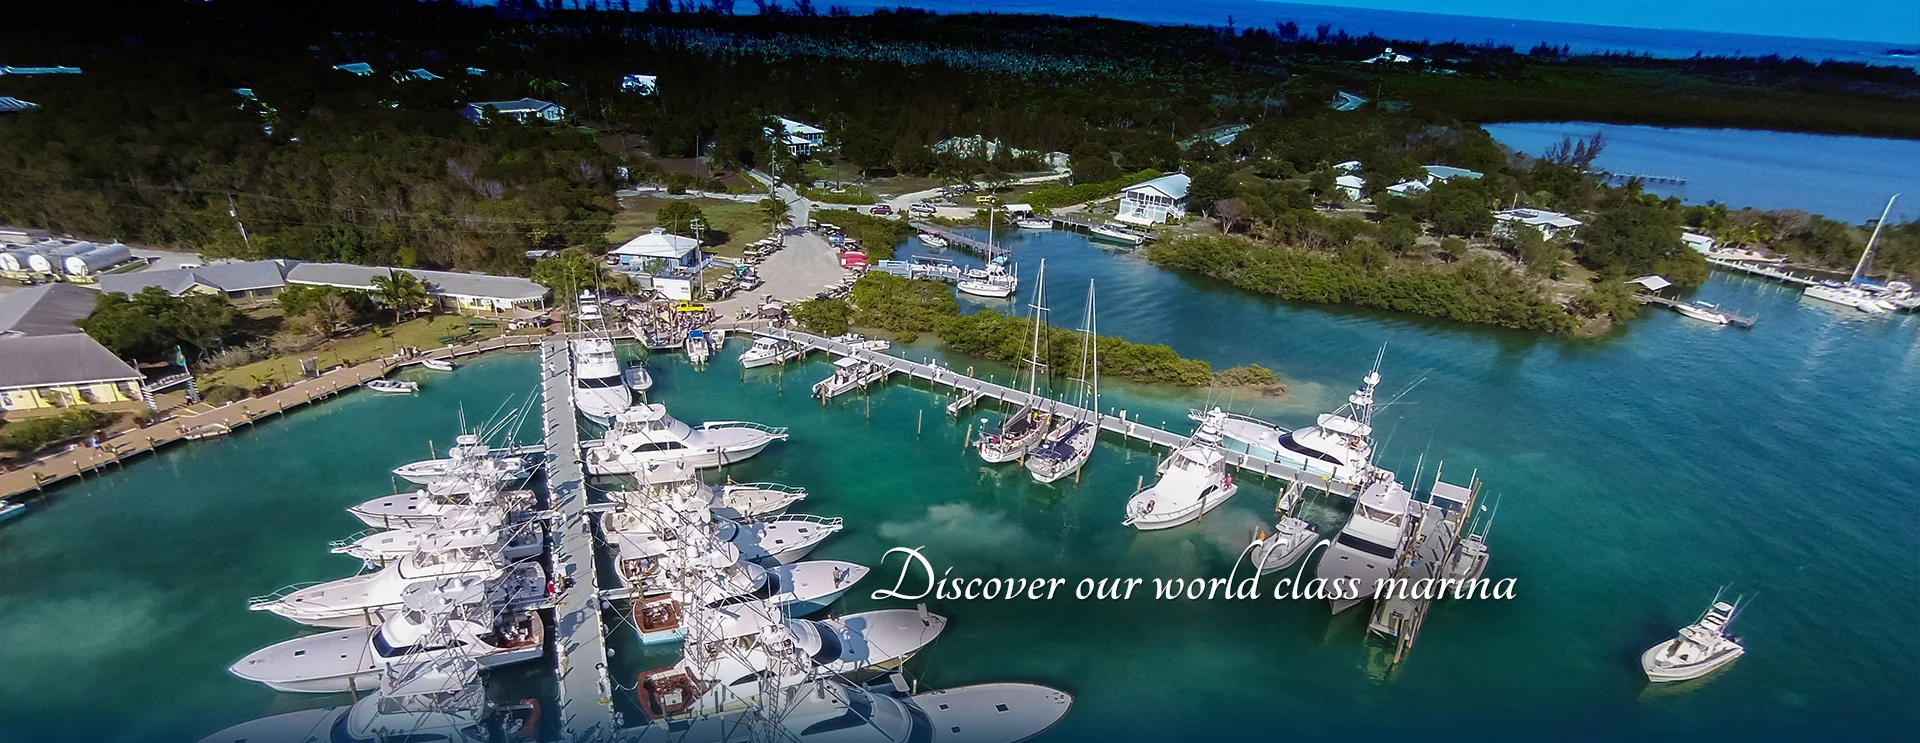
[712,187,848,313]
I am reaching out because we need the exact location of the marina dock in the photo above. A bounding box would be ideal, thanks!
[1367,473,1485,665]
[908,222,1000,257]
[1705,256,1823,286]
[757,327,1360,497]
[1633,293,1758,328]
[540,339,616,737]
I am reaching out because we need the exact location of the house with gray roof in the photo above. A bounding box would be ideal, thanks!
[0,285,146,412]
[96,260,296,302]
[461,98,566,124]
[1116,173,1192,226]
[285,263,547,315]
[0,284,98,338]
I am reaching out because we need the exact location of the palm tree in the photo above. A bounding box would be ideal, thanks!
[761,196,795,245]
[370,269,430,325]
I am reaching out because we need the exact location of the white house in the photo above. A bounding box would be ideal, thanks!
[1385,164,1484,199]
[1363,47,1415,64]
[1493,209,1583,240]
[1334,174,1366,202]
[1116,174,1191,226]
[461,98,566,124]
[610,228,702,272]
[621,74,658,95]
[766,117,826,157]
[1681,231,1717,254]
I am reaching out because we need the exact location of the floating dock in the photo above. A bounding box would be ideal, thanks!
[540,339,616,737]
[758,328,1360,497]
[1705,256,1822,287]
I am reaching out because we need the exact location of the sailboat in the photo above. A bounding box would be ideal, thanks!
[957,208,1018,298]
[1803,195,1901,313]
[977,260,1053,463]
[1026,280,1100,484]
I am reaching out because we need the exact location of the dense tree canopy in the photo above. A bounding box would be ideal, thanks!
[82,288,241,361]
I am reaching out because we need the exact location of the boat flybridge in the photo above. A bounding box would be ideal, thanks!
[979,259,1054,463]
[347,481,536,530]
[1026,280,1100,484]
[391,434,537,485]
[608,460,809,520]
[572,336,632,424]
[1123,409,1239,531]
[1642,590,1749,682]
[638,603,951,721]
[1190,360,1391,490]
[332,511,544,564]
[812,356,891,400]
[249,528,547,628]
[607,496,845,568]
[1314,468,1414,614]
[741,336,804,368]
[229,575,544,694]
[1803,195,1903,314]
[582,402,787,474]
[200,661,498,743]
[578,288,603,323]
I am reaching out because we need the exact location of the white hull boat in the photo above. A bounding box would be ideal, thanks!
[573,337,632,424]
[718,515,845,566]
[1643,593,1748,682]
[1190,365,1388,490]
[1016,218,1052,230]
[249,553,545,629]
[1089,223,1146,246]
[582,403,786,474]
[1673,301,1731,324]
[625,360,654,393]
[331,518,544,563]
[391,435,536,485]
[619,680,1072,743]
[917,232,950,248]
[1315,470,1414,614]
[347,488,535,530]
[364,379,418,394]
[812,356,891,399]
[230,606,542,693]
[419,358,455,372]
[740,336,802,368]
[1124,412,1238,531]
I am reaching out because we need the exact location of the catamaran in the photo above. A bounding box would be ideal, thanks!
[1027,280,1100,484]
[1803,195,1901,313]
[979,260,1055,463]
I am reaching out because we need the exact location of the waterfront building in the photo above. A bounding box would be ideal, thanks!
[0,285,148,412]
[767,117,827,156]
[97,260,295,304]
[283,263,548,316]
[1116,173,1191,226]
[1385,164,1484,198]
[1493,208,1584,240]
[610,227,701,271]
[1335,174,1366,202]
[1682,231,1717,254]
[460,98,565,124]
[621,73,658,94]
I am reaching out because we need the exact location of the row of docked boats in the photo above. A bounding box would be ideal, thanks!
[973,261,1104,485]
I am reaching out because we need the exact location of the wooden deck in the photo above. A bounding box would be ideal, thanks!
[0,333,547,502]
[758,327,1358,497]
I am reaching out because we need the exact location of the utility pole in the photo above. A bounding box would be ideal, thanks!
[227,193,253,254]
[690,217,707,301]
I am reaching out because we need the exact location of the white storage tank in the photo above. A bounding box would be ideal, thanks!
[26,241,93,274]
[0,248,37,273]
[64,242,134,276]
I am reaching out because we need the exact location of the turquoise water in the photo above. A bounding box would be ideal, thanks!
[5,230,1920,741]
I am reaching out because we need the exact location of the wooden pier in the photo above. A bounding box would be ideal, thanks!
[540,338,619,738]
[908,222,1000,258]
[1705,256,1822,287]
[758,327,1359,497]
[1633,293,1758,328]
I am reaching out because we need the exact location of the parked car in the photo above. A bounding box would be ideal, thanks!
[871,204,894,215]
[909,203,936,215]
[974,195,997,204]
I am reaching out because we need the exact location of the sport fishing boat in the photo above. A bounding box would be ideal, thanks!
[1190,361,1389,490]
[229,576,544,694]
[812,356,891,399]
[979,260,1054,463]
[1088,222,1147,246]
[198,662,497,743]
[740,336,803,368]
[1123,410,1238,531]
[577,288,603,323]
[572,336,631,424]
[624,359,654,393]
[1026,280,1100,484]
[1314,469,1415,614]
[248,532,546,628]
[331,513,544,564]
[1642,590,1748,682]
[582,403,787,474]
[609,463,809,520]
[1016,218,1052,230]
[1672,301,1732,324]
[347,484,536,530]
[917,231,951,248]
[1249,479,1319,574]
[391,434,537,485]
[685,328,713,365]
[1803,195,1901,314]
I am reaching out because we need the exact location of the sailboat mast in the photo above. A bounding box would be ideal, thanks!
[1089,280,1099,420]
[1852,194,1900,285]
[1024,260,1048,399]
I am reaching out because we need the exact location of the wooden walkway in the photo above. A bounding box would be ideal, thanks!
[1633,293,1758,328]
[0,333,547,502]
[908,222,1000,258]
[540,339,618,738]
[758,328,1358,497]
[1706,256,1822,287]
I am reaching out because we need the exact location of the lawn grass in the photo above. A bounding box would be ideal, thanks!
[201,316,505,389]
[609,196,773,259]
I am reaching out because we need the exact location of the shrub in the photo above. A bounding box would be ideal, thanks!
[201,385,250,406]
[0,409,117,455]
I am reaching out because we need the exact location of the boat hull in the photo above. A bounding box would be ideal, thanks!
[1641,642,1744,682]
[1124,482,1238,531]
[957,280,1015,298]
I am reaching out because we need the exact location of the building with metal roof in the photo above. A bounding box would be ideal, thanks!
[0,284,97,338]
[284,263,547,314]
[0,96,41,114]
[460,98,566,124]
[0,286,146,412]
[1116,173,1192,226]
[97,260,296,301]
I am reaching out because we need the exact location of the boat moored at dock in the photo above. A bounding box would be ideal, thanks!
[581,402,787,473]
[812,356,892,399]
[1123,410,1239,530]
[1315,469,1415,614]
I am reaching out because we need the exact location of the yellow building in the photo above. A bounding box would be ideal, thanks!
[0,284,146,412]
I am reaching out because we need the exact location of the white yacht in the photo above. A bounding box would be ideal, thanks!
[917,232,951,248]
[1123,411,1238,531]
[957,258,1017,298]
[581,403,787,474]
[1642,592,1748,682]
[741,336,803,368]
[686,328,713,365]
[391,434,536,485]
[1191,362,1388,489]
[229,577,544,694]
[812,356,891,399]
[572,336,631,424]
[1026,280,1100,484]
[249,533,546,628]
[609,464,808,520]
[1314,470,1415,614]
[979,260,1054,463]
[1803,195,1901,314]
[621,679,1073,743]
[347,484,535,530]
[331,514,543,564]
[202,661,497,743]
[365,379,419,394]
[625,359,654,393]
[1249,480,1320,574]
[1088,222,1147,246]
[1016,218,1052,230]
[717,515,844,566]
[1672,301,1731,324]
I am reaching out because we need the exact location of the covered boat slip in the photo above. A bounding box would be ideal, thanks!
[756,328,1364,496]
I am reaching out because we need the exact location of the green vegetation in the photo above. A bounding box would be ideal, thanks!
[792,298,852,337]
[799,186,879,206]
[1214,364,1282,389]
[0,409,117,456]
[200,385,250,406]
[825,273,1216,386]
[811,211,915,261]
[277,285,379,337]
[1028,170,1163,210]
[369,270,432,325]
[1150,236,1579,333]
[611,197,774,257]
[81,288,241,362]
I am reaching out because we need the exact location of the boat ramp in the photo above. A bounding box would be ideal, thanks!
[753,327,1362,498]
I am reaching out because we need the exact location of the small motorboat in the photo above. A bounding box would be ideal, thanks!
[365,379,420,394]
[1016,218,1052,230]
[181,422,232,441]
[420,358,456,372]
[740,337,802,368]
[1249,481,1319,574]
[1089,223,1148,246]
[917,232,951,248]
[1672,301,1730,325]
[0,499,25,525]
[1643,591,1748,682]
[624,360,654,393]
